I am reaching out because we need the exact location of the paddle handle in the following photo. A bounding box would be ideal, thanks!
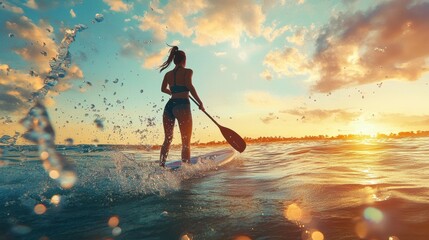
[189,96,220,126]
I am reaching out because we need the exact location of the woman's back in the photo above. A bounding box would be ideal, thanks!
[165,67,191,98]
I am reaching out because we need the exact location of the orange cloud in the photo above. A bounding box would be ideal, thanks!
[244,90,284,107]
[262,47,310,79]
[142,41,180,69]
[282,107,360,123]
[1,1,24,14]
[6,16,57,72]
[260,112,279,124]
[193,0,265,47]
[137,0,269,47]
[262,22,290,42]
[0,64,43,113]
[2,16,85,113]
[374,113,429,129]
[24,0,61,10]
[103,0,133,12]
[137,0,204,41]
[312,0,429,92]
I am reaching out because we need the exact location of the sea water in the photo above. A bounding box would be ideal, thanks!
[1,138,429,240]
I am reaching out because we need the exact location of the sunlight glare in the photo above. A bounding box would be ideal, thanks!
[351,119,379,137]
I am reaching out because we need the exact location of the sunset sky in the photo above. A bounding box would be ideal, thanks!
[1,0,429,145]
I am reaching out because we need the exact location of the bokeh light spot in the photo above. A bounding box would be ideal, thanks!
[40,151,49,160]
[355,221,369,238]
[34,204,47,215]
[59,171,77,189]
[234,236,252,240]
[112,227,121,236]
[49,170,60,179]
[50,194,61,205]
[108,216,120,228]
[311,231,324,240]
[180,233,193,240]
[363,207,383,223]
[284,203,302,221]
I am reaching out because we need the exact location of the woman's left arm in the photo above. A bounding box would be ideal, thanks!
[161,74,171,95]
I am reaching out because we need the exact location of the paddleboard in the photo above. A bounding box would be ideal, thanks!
[165,148,237,170]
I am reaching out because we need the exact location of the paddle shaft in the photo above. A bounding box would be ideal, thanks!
[189,96,246,153]
[189,96,220,127]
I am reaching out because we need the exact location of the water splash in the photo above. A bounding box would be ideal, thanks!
[94,13,104,23]
[111,152,221,196]
[20,102,77,189]
[29,24,87,102]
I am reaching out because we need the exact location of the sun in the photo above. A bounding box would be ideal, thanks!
[351,119,380,137]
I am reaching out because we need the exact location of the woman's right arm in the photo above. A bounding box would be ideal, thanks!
[185,69,205,111]
[161,74,171,95]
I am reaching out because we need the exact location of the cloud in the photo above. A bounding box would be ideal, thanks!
[6,16,57,72]
[311,0,429,92]
[374,113,429,129]
[261,0,286,12]
[2,16,85,114]
[24,0,61,10]
[0,64,43,113]
[260,69,272,81]
[103,0,133,12]
[262,47,310,78]
[137,0,205,42]
[286,27,307,46]
[0,1,24,14]
[119,36,147,58]
[193,0,265,47]
[281,107,360,122]
[260,112,279,124]
[142,47,170,69]
[214,51,227,57]
[137,0,266,47]
[262,22,290,42]
[244,90,284,107]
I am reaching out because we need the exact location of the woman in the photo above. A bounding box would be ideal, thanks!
[158,45,204,167]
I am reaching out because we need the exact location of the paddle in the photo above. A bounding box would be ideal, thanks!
[189,96,246,153]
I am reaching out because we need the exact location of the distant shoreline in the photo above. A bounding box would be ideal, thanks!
[3,130,429,151]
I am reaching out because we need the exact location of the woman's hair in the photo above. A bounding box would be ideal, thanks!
[159,45,186,72]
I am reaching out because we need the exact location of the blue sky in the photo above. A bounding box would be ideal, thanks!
[1,0,429,144]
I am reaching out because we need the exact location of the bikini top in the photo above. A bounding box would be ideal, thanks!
[170,67,190,94]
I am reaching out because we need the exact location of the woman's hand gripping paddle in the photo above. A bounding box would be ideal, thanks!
[190,96,246,153]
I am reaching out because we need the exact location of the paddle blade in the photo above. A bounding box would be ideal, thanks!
[219,126,246,153]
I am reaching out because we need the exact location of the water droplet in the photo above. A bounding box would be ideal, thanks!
[95,13,104,22]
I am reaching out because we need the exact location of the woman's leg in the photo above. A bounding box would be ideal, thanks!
[173,104,192,163]
[160,108,175,167]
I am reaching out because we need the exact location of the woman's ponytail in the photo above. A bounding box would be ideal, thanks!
[159,46,179,72]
